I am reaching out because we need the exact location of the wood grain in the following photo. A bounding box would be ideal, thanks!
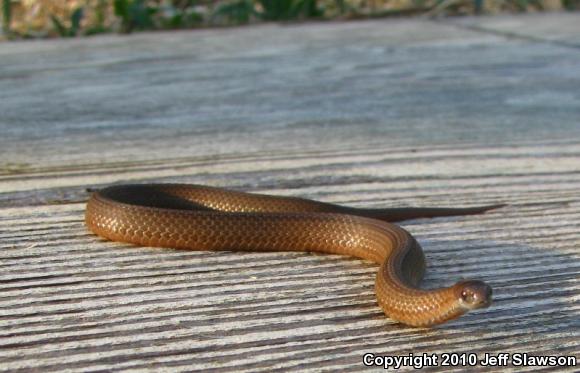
[1,13,579,372]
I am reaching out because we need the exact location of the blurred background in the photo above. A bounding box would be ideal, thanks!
[1,0,578,40]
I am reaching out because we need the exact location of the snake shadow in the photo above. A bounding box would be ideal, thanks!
[390,231,577,335]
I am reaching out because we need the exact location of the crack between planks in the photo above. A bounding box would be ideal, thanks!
[434,19,580,51]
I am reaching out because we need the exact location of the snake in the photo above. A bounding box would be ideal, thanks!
[85,184,499,327]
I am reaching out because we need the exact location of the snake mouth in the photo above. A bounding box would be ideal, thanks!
[455,280,493,310]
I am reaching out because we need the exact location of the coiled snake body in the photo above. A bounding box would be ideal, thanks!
[85,184,497,327]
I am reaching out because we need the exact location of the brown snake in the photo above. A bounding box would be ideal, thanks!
[85,184,500,327]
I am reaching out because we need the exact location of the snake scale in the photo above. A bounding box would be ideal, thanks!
[85,184,499,327]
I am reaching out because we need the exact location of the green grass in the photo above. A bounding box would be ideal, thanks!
[2,0,578,39]
[2,0,11,35]
[50,7,84,37]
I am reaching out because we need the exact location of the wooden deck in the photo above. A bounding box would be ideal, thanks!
[1,13,579,372]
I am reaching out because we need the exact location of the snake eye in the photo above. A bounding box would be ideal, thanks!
[456,280,492,310]
[461,289,475,303]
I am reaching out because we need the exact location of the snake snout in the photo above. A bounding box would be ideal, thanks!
[455,280,493,310]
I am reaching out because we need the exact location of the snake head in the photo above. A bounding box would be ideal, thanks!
[455,280,493,310]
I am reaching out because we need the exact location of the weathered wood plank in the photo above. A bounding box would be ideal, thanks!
[1,13,579,372]
[1,142,579,371]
